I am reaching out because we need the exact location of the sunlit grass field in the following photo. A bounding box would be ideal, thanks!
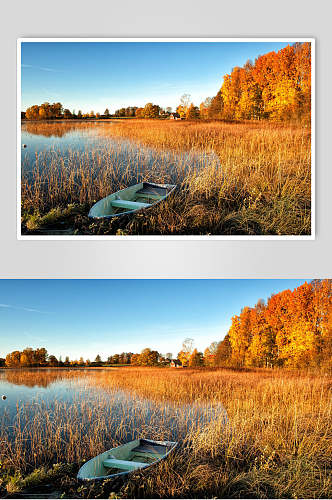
[0,367,330,498]
[21,119,311,236]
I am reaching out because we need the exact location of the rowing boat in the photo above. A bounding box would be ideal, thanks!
[88,182,176,219]
[77,438,177,481]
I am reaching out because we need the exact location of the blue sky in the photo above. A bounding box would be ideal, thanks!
[21,41,291,113]
[0,280,307,360]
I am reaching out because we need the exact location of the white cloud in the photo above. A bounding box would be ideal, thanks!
[22,64,62,73]
[0,303,50,314]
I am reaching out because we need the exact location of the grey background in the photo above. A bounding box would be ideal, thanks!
[1,0,331,278]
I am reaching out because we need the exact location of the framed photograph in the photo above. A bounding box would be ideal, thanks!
[1,278,330,497]
[18,38,315,240]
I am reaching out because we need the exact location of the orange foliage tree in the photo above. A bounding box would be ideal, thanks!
[215,280,331,368]
[206,42,311,122]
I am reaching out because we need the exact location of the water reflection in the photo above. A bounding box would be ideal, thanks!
[21,121,221,184]
[22,121,98,138]
[0,369,227,447]
[1,368,94,388]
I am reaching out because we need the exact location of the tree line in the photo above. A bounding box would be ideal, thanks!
[23,43,311,123]
[215,280,331,369]
[1,349,133,368]
[1,343,211,369]
[23,103,112,121]
[214,42,311,121]
[0,346,201,368]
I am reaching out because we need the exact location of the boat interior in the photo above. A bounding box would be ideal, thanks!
[102,439,168,474]
[110,183,169,213]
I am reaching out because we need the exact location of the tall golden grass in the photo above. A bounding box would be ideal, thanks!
[0,367,330,498]
[21,119,311,235]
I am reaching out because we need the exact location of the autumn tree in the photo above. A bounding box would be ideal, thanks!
[178,338,194,367]
[138,348,159,366]
[199,97,212,120]
[186,103,200,120]
[135,107,144,118]
[294,42,311,121]
[221,67,243,120]
[204,341,218,366]
[246,301,277,367]
[5,351,21,367]
[208,91,223,119]
[265,289,294,364]
[113,354,120,364]
[35,347,47,366]
[38,102,52,120]
[176,105,186,119]
[20,347,35,366]
[188,348,203,367]
[130,353,140,365]
[48,355,58,367]
[227,307,253,366]
[50,102,63,118]
[215,335,232,366]
[143,103,160,118]
[25,105,40,120]
[175,94,190,119]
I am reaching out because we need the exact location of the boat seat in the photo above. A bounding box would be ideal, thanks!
[103,458,148,470]
[110,199,151,210]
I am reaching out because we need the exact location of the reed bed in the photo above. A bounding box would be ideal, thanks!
[21,120,311,235]
[0,367,330,498]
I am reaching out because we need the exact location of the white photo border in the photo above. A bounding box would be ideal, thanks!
[17,37,315,241]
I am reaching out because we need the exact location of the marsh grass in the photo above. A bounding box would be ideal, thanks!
[21,119,311,235]
[0,367,330,498]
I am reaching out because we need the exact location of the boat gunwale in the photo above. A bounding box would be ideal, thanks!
[77,438,178,482]
[88,182,177,219]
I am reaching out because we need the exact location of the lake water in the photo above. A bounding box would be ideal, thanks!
[0,369,227,460]
[21,121,220,183]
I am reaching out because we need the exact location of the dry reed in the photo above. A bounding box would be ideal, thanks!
[0,367,330,498]
[21,120,311,235]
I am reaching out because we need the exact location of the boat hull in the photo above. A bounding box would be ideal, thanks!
[88,182,176,219]
[77,439,177,481]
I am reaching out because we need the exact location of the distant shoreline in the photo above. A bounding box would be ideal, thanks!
[21,118,127,122]
[0,365,129,370]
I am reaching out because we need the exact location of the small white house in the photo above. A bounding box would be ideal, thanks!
[170,359,183,368]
